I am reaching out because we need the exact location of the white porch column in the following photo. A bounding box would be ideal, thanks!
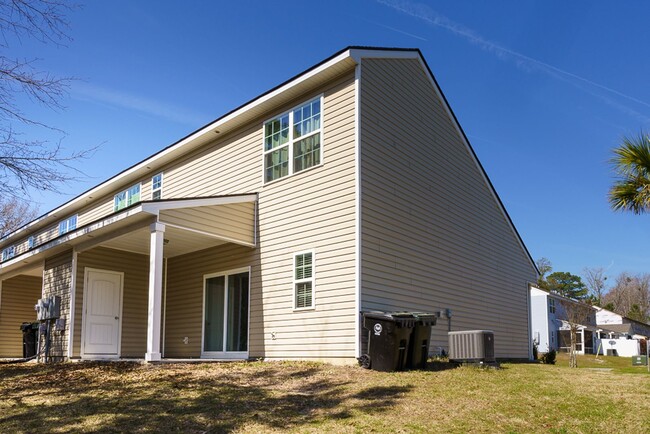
[145,222,165,362]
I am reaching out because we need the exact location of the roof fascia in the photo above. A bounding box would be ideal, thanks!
[349,48,419,62]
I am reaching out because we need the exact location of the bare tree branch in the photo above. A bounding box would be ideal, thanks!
[582,267,608,306]
[0,1,94,201]
[0,195,37,236]
[0,0,72,46]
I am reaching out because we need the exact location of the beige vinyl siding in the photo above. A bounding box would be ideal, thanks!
[164,243,257,358]
[0,275,42,357]
[255,71,357,359]
[163,71,358,360]
[77,178,154,227]
[73,247,149,358]
[9,177,155,252]
[359,58,536,359]
[42,250,73,361]
[159,203,256,246]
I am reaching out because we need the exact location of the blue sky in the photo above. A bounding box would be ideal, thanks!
[11,1,650,281]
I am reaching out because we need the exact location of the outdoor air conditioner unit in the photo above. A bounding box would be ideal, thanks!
[448,330,495,363]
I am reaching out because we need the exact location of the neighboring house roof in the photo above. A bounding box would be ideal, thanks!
[529,286,587,305]
[602,323,635,335]
[556,319,600,332]
[0,46,537,276]
[594,306,650,335]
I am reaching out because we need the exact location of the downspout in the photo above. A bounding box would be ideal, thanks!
[353,57,362,359]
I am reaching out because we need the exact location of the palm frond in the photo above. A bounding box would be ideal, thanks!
[608,131,650,214]
[610,132,650,177]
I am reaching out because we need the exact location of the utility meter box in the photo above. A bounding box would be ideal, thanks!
[35,295,61,320]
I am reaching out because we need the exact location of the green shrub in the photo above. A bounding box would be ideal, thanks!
[532,343,538,361]
[541,349,556,365]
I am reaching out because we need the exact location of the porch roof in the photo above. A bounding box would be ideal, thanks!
[556,319,600,333]
[0,194,257,278]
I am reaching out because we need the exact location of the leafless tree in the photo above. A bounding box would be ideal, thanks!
[0,196,38,236]
[602,272,650,322]
[582,266,607,305]
[535,257,552,287]
[0,0,93,198]
[558,298,594,368]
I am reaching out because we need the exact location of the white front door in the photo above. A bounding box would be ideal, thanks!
[82,269,123,357]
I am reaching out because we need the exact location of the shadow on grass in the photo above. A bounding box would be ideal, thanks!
[0,362,413,433]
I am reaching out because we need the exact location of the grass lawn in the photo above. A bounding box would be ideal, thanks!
[1,354,649,433]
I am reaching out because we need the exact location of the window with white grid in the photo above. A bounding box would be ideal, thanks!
[264,97,322,183]
[294,251,314,309]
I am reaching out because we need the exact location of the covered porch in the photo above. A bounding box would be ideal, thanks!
[0,194,258,362]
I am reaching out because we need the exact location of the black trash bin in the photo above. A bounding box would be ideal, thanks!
[407,312,437,369]
[361,312,415,372]
[20,322,39,358]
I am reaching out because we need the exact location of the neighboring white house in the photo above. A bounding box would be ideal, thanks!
[530,286,598,355]
[595,307,650,338]
[593,307,649,357]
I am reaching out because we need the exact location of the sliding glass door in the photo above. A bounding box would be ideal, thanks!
[203,269,249,358]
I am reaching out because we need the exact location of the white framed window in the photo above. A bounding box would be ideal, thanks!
[114,183,141,211]
[58,215,77,235]
[294,251,315,310]
[2,245,15,261]
[151,173,163,200]
[264,97,322,183]
[28,236,35,249]
[549,298,556,314]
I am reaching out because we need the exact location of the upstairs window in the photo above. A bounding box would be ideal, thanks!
[264,97,322,183]
[2,245,15,262]
[151,173,163,200]
[114,183,141,211]
[294,251,315,309]
[549,298,556,314]
[28,236,35,249]
[58,215,77,235]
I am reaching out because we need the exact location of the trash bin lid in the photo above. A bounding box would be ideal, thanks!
[363,311,416,327]
[410,312,437,325]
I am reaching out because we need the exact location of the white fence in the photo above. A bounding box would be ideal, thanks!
[594,338,640,357]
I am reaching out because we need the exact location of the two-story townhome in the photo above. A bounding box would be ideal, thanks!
[0,46,538,363]
[530,286,598,354]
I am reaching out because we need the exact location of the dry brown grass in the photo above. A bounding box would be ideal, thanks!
[1,356,648,433]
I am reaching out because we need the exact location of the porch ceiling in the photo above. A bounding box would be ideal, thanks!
[0,195,257,278]
[89,195,258,258]
[101,224,228,258]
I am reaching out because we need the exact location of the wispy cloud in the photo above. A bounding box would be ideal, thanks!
[363,17,427,41]
[71,82,208,126]
[377,0,650,121]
